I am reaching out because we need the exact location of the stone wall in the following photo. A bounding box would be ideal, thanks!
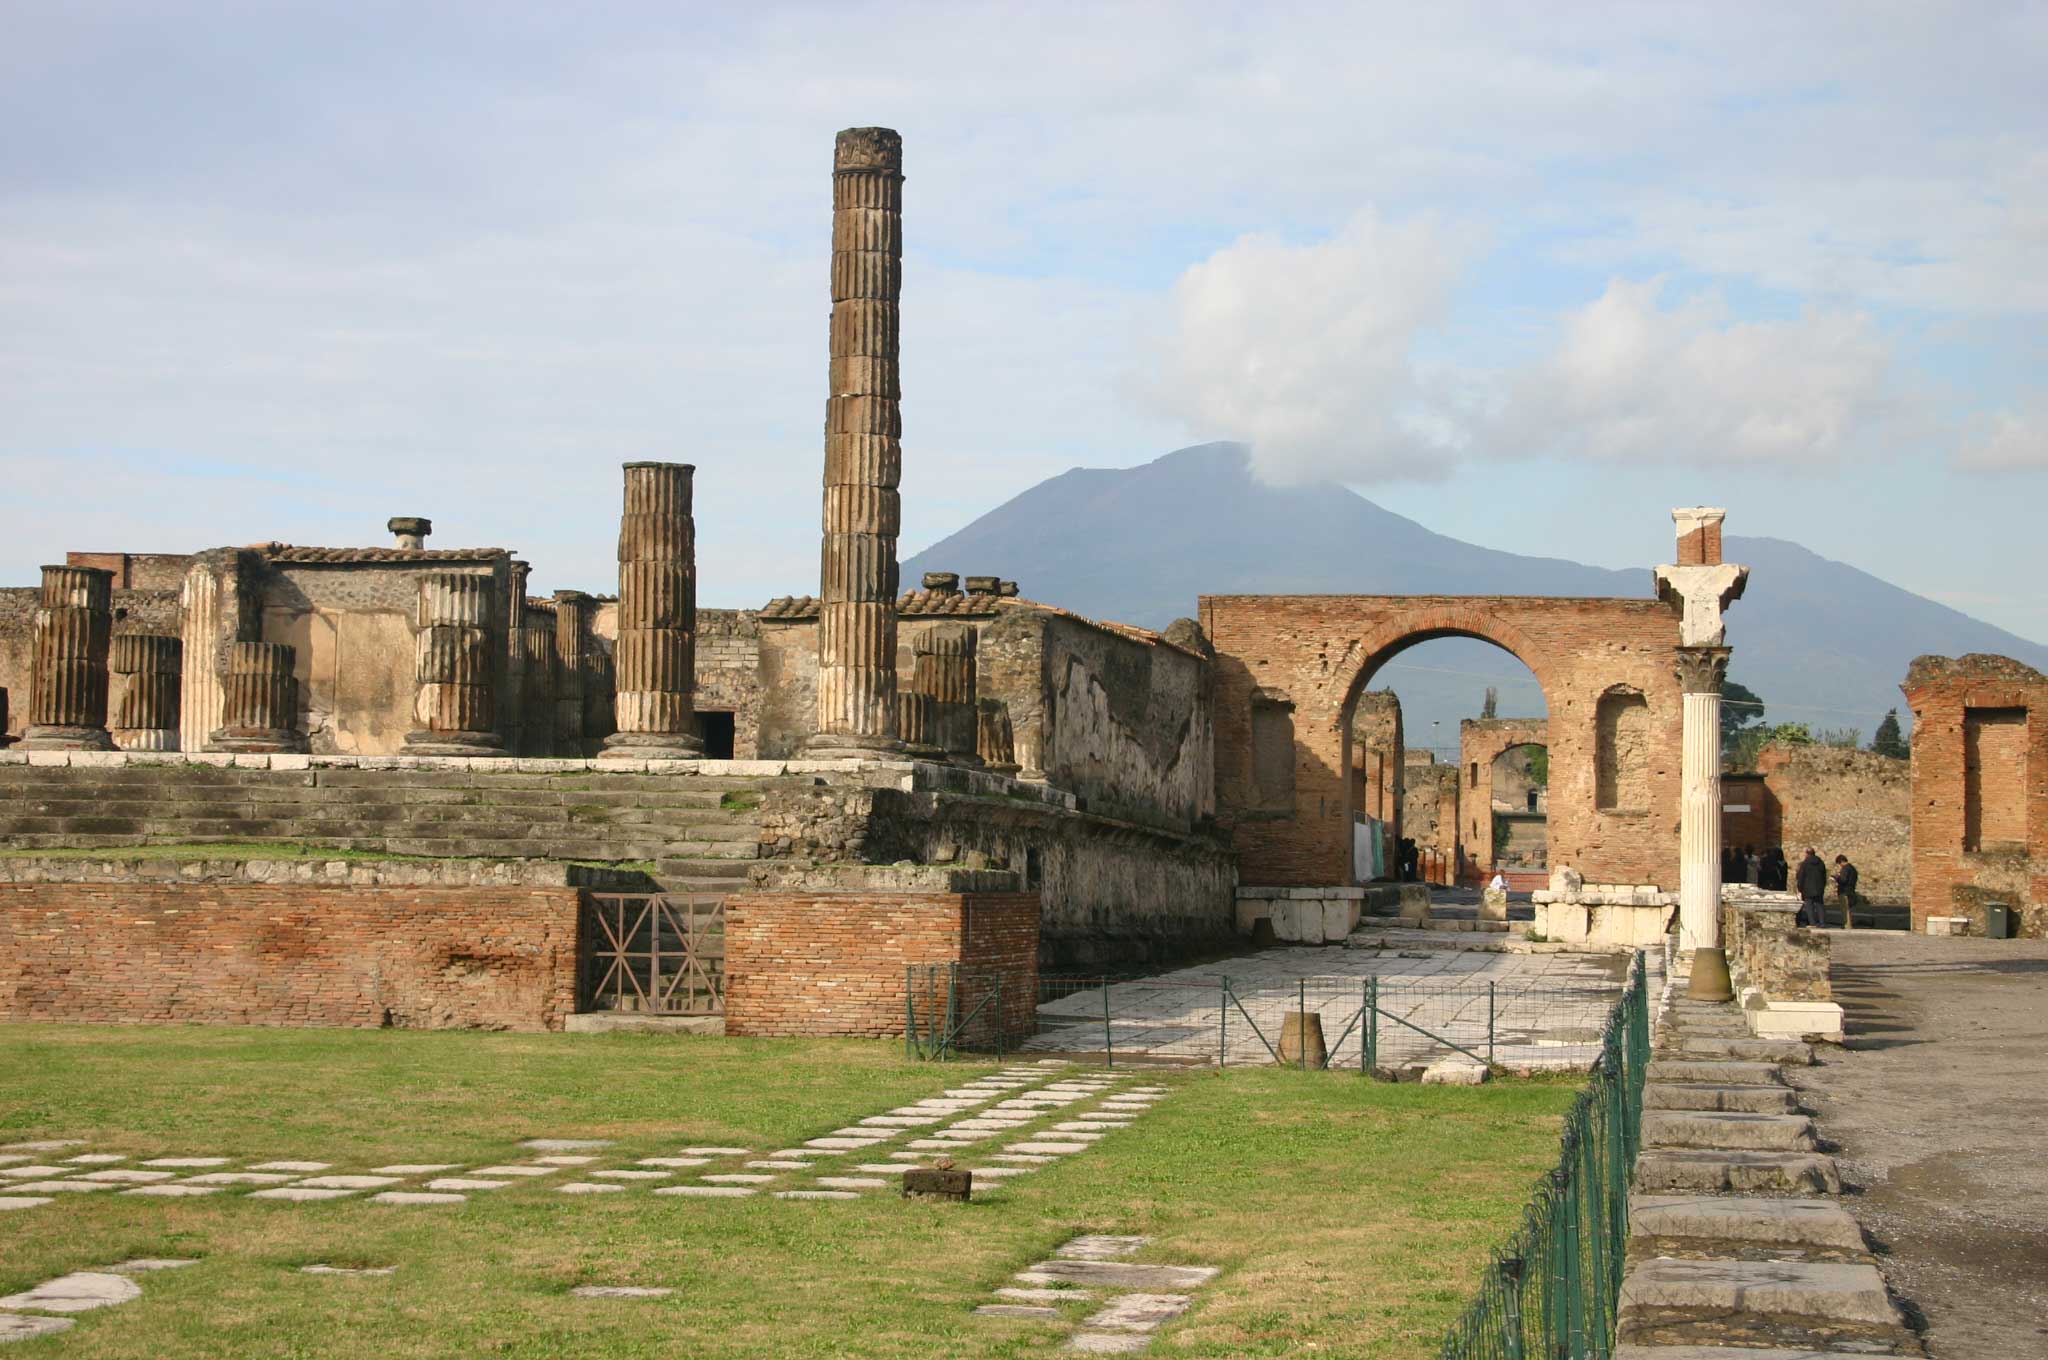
[1721,895,1831,1002]
[1461,717,1549,875]
[1749,743,1911,902]
[724,888,1039,1039]
[695,609,762,758]
[1205,594,1685,890]
[0,877,581,1030]
[1902,654,2048,935]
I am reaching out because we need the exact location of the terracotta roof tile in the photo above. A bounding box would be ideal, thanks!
[254,543,507,564]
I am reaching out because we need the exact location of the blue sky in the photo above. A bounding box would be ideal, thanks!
[3,2,2044,639]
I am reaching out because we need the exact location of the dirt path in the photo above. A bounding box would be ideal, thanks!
[1789,931,2048,1359]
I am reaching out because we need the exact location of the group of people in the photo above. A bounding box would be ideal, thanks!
[1725,844,1860,927]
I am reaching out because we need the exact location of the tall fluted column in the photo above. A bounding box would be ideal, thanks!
[978,698,1020,777]
[603,462,703,760]
[553,590,592,756]
[110,634,182,751]
[404,573,504,755]
[520,607,557,756]
[207,642,303,752]
[178,564,223,753]
[23,565,115,750]
[1677,647,1730,954]
[504,559,530,752]
[807,126,907,759]
[912,624,983,767]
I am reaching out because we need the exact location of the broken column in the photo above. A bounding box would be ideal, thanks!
[911,624,983,767]
[110,634,183,751]
[207,642,304,752]
[503,558,530,752]
[553,590,593,756]
[897,690,946,761]
[388,516,431,550]
[602,462,703,760]
[22,565,115,750]
[978,698,1020,776]
[807,126,907,759]
[1655,508,1748,999]
[403,573,504,755]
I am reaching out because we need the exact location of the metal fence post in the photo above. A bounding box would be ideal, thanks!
[1298,978,1308,1071]
[905,966,915,1060]
[1488,980,1497,1068]
[1219,975,1228,1070]
[1360,980,1369,1076]
[1365,976,1379,1076]
[1103,979,1114,1070]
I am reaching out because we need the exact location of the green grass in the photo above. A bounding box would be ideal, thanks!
[0,1026,1573,1358]
[719,791,762,813]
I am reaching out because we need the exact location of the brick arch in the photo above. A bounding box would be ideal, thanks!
[1459,719,1550,878]
[1199,593,1687,890]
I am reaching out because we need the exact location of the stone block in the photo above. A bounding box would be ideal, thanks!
[1422,1058,1490,1086]
[1321,899,1360,942]
[902,1165,970,1200]
[1748,1000,1845,1043]
[1480,886,1508,921]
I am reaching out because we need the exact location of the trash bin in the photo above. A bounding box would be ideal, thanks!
[1986,903,2014,939]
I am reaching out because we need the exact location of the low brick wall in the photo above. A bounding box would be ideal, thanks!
[0,881,581,1030]
[724,891,1040,1040]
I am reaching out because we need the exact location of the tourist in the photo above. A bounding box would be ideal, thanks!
[1796,848,1827,926]
[1488,870,1507,893]
[1833,854,1861,929]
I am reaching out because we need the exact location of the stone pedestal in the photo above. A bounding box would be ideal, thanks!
[978,698,1020,776]
[404,573,504,755]
[207,642,304,753]
[22,565,115,751]
[553,591,593,756]
[913,624,983,768]
[806,127,908,760]
[110,634,182,751]
[602,462,703,760]
[1677,648,1729,954]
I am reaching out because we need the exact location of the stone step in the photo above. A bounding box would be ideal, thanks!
[1629,1196,1866,1251]
[1642,1111,1818,1153]
[1661,1036,1814,1065]
[1617,1347,1910,1360]
[1635,1149,1840,1196]
[1660,1014,1753,1035]
[1645,1083,1802,1114]
[1647,1060,1786,1087]
[1620,1258,1896,1324]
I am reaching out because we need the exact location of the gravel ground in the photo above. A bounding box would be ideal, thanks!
[1789,930,2048,1359]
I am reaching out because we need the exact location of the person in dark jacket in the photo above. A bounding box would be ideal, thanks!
[1833,855,1860,930]
[1796,848,1827,926]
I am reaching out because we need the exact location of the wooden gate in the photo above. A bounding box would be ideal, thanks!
[580,893,725,1015]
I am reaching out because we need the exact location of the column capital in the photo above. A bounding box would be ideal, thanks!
[1675,646,1731,695]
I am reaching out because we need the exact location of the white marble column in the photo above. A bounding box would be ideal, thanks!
[1677,649,1728,952]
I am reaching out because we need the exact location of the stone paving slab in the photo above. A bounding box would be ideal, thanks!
[1016,1261,1220,1290]
[1643,1111,1818,1152]
[775,1190,859,1200]
[250,1187,356,1202]
[1068,1332,1148,1353]
[970,1166,1032,1179]
[996,1287,1093,1303]
[1635,1150,1841,1196]
[679,1147,750,1156]
[0,1315,75,1341]
[296,1175,403,1190]
[816,1177,887,1190]
[656,1185,755,1197]
[636,1157,711,1168]
[472,1166,557,1177]
[589,1170,671,1181]
[372,1191,466,1205]
[1630,1197,1866,1250]
[746,1160,813,1171]
[1057,1236,1151,1260]
[0,1166,75,1178]
[0,1155,29,1166]
[974,1304,1061,1318]
[1,1140,84,1151]
[143,1157,233,1168]
[122,1184,224,1197]
[572,1285,671,1298]
[427,1178,510,1191]
[1009,1142,1090,1155]
[558,1183,625,1194]
[250,1161,331,1172]
[107,1260,197,1274]
[10,1180,111,1193]
[186,1172,299,1185]
[66,1153,129,1164]
[523,1139,613,1151]
[373,1163,462,1174]
[1617,1259,1896,1325]
[300,1264,395,1276]
[703,1174,775,1185]
[534,1155,600,1166]
[0,1271,143,1313]
[78,1169,178,1183]
[0,1195,55,1210]
[1084,1292,1193,1332]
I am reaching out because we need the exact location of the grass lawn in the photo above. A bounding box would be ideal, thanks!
[0,1025,1572,1358]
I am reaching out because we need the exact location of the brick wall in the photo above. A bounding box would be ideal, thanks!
[1903,654,2048,935]
[724,891,1040,1039]
[0,881,581,1030]
[1460,717,1548,874]
[1749,743,1911,902]
[1203,595,1684,890]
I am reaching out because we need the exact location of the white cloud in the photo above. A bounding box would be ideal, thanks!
[1956,407,2048,474]
[1496,280,1909,467]
[1144,211,1474,483]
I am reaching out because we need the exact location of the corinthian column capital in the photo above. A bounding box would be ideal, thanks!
[1675,646,1730,695]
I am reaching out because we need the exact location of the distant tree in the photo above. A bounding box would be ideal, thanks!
[1481,686,1498,719]
[1768,722,1814,746]
[1525,745,1549,787]
[1722,680,1767,763]
[1870,709,1908,759]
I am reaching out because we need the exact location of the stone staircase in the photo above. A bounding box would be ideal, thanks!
[1617,991,1920,1359]
[0,764,769,894]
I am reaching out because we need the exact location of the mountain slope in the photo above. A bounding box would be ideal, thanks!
[904,442,2048,743]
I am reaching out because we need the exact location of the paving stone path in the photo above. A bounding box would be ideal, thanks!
[1614,966,1921,1360]
[0,1060,1175,1221]
[0,1257,196,1343]
[971,1234,1219,1353]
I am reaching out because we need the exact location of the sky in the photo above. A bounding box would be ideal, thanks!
[4,2,2045,640]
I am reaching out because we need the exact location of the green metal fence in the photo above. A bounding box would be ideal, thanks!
[1439,950,1651,1360]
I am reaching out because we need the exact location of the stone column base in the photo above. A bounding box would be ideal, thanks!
[205,728,308,754]
[598,731,704,761]
[21,725,116,751]
[983,762,1022,778]
[802,731,908,760]
[402,730,507,757]
[114,728,180,752]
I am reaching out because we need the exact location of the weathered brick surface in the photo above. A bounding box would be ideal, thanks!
[1903,654,2047,934]
[1201,595,1684,889]
[1461,717,1549,875]
[0,881,580,1029]
[724,891,1039,1039]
